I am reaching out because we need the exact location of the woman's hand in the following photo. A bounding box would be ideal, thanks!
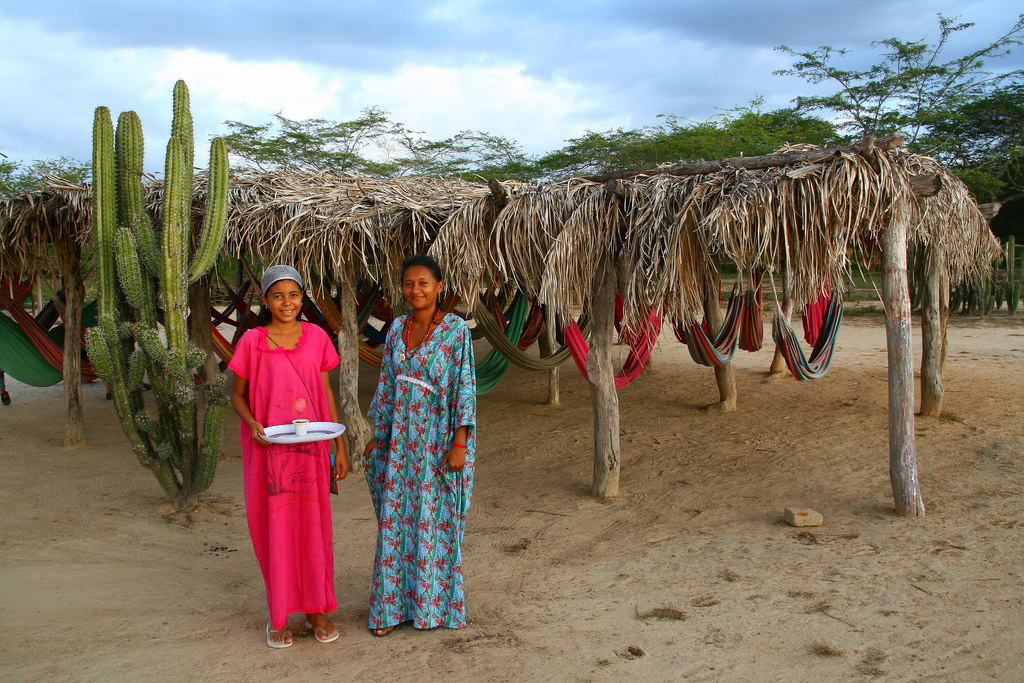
[333,439,349,481]
[249,421,270,446]
[363,438,376,461]
[441,444,466,472]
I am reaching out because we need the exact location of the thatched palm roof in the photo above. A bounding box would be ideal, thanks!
[0,175,92,280]
[1,144,999,332]
[434,147,998,331]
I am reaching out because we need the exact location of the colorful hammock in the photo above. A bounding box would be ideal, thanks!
[1,280,35,397]
[562,308,661,391]
[0,312,64,387]
[1,280,33,308]
[308,285,386,366]
[673,284,744,366]
[772,293,843,381]
[209,276,259,366]
[475,293,529,395]
[0,289,99,386]
[472,300,588,372]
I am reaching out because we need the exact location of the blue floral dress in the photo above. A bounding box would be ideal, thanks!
[365,313,476,630]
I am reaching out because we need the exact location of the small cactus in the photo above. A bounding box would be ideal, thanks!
[86,80,229,511]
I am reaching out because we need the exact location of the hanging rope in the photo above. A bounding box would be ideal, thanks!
[772,292,843,381]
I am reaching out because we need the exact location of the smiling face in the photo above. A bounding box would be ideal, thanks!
[262,279,302,325]
[402,265,444,313]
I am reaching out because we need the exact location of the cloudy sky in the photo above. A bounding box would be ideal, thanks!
[1,0,1021,171]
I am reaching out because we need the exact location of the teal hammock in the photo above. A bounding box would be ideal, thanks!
[475,294,529,395]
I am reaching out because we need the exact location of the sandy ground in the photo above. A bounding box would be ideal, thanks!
[1,313,1022,682]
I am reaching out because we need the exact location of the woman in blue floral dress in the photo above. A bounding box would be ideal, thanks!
[363,254,476,636]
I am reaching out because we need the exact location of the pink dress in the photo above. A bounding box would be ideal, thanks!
[228,322,340,628]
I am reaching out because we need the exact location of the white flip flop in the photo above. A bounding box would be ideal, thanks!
[266,622,293,648]
[305,619,340,643]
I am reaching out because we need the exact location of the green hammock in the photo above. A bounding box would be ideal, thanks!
[0,313,64,387]
[0,301,99,388]
[475,294,529,395]
[474,304,590,371]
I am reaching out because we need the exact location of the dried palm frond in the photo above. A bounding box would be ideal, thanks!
[488,179,593,298]
[539,185,619,321]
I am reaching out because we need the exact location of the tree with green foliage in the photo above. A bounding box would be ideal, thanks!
[533,100,845,180]
[777,13,1024,237]
[928,84,1024,204]
[775,13,1024,145]
[0,155,90,197]
[223,107,405,176]
[395,129,537,181]
[223,109,537,181]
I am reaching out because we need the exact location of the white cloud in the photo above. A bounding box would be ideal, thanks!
[151,50,345,121]
[351,63,625,154]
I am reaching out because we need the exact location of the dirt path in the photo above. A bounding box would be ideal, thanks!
[1,315,1021,681]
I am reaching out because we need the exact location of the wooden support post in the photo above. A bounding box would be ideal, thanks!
[704,264,737,412]
[919,242,945,417]
[234,259,246,325]
[188,274,219,385]
[769,265,794,376]
[188,274,220,454]
[880,220,926,516]
[538,305,560,405]
[336,275,371,471]
[588,252,619,498]
[62,248,85,448]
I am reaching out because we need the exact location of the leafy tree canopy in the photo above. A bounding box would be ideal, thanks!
[222,107,535,181]
[533,99,846,179]
[0,154,91,197]
[776,13,1024,233]
[775,13,1024,145]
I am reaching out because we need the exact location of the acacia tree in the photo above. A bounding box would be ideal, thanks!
[394,129,537,181]
[775,13,1024,145]
[777,14,1024,233]
[223,107,406,176]
[223,109,536,180]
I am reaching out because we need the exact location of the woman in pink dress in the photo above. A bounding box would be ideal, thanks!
[229,265,349,648]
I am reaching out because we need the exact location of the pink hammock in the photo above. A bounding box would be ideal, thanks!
[562,308,661,390]
[802,282,832,346]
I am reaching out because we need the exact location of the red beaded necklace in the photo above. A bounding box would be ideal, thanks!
[402,306,444,358]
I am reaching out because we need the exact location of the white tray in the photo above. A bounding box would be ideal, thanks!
[263,422,346,444]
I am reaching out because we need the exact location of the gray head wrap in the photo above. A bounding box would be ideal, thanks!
[261,265,303,294]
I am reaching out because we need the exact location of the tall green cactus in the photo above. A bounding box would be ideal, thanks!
[86,80,230,511]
